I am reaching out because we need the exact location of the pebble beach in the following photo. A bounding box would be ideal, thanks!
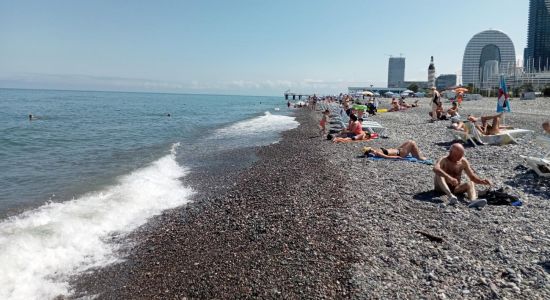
[73,97,549,299]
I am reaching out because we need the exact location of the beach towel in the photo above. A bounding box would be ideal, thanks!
[332,133,379,143]
[366,153,434,165]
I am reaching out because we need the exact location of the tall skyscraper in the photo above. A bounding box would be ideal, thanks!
[387,57,405,88]
[428,56,436,88]
[524,0,550,72]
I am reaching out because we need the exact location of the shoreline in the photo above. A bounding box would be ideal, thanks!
[73,98,549,299]
[72,109,361,299]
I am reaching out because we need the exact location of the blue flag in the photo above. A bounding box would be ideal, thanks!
[497,75,511,113]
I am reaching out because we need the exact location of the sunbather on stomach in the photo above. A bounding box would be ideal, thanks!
[363,140,427,160]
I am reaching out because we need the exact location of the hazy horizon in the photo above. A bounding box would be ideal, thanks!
[0,0,529,96]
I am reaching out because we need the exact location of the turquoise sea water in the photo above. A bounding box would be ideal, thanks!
[0,88,298,299]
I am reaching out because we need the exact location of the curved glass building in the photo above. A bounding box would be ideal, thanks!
[462,30,516,88]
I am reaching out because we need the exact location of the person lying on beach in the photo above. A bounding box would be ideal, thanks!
[433,143,492,205]
[467,113,512,135]
[398,97,419,109]
[388,98,400,112]
[363,140,428,160]
[543,120,550,134]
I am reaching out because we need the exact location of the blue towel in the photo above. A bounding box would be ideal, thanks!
[367,154,434,165]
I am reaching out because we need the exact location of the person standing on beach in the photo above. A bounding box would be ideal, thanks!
[430,87,441,122]
[319,109,330,136]
[456,92,464,106]
[433,143,492,206]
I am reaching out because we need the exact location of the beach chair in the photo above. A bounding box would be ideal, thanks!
[449,122,532,146]
[520,135,550,177]
[362,121,387,136]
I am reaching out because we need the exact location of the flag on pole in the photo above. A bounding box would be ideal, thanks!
[497,75,511,113]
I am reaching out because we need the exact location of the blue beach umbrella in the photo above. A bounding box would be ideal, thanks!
[497,75,511,113]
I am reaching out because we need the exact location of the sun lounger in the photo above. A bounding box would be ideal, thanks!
[449,122,533,146]
[520,135,550,177]
[362,121,387,136]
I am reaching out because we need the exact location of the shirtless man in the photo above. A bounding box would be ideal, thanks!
[433,143,492,206]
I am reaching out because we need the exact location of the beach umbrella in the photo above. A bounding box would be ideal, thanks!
[454,87,469,93]
[373,92,381,96]
[497,75,511,125]
[497,75,511,113]
[361,91,374,96]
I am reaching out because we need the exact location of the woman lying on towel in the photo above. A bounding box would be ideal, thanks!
[362,140,428,160]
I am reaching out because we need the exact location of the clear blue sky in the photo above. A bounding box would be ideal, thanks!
[0,0,529,96]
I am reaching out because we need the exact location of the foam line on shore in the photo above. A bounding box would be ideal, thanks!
[214,111,299,138]
[0,143,193,300]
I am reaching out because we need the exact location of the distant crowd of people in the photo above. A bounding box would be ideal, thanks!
[308,89,550,209]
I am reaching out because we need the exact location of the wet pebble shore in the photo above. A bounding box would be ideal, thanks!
[72,110,361,299]
[73,98,549,299]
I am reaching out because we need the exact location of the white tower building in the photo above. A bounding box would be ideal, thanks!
[428,56,436,88]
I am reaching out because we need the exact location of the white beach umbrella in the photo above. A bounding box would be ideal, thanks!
[361,91,374,96]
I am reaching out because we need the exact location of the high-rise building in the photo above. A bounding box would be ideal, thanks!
[435,74,457,90]
[462,30,515,88]
[387,57,405,88]
[524,0,550,72]
[428,56,436,88]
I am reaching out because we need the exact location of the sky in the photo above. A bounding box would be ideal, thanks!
[0,0,530,96]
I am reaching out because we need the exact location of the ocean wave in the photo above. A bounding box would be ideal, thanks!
[214,111,299,138]
[0,143,193,300]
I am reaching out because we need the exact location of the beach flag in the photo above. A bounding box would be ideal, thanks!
[497,75,511,113]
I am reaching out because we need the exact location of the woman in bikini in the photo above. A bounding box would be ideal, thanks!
[332,113,366,143]
[363,140,428,160]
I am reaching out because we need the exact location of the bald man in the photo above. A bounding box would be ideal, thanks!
[433,143,492,205]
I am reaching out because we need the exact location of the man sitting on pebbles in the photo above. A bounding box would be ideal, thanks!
[543,120,550,134]
[433,143,492,207]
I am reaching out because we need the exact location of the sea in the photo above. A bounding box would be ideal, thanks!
[0,88,299,300]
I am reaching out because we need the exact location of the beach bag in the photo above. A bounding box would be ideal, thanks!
[482,188,520,206]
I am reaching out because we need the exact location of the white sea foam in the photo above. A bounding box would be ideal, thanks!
[215,112,299,138]
[0,143,193,300]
